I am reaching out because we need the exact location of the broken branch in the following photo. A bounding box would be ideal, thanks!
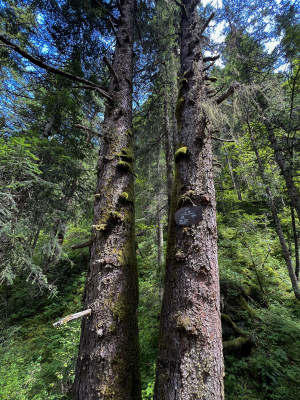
[53,309,92,327]
[216,80,240,105]
[203,54,220,63]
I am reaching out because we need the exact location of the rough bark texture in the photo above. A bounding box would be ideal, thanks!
[164,88,174,216]
[154,1,224,399]
[248,123,300,301]
[73,1,141,399]
[267,126,300,221]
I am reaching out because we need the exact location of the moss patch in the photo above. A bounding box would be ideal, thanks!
[174,146,188,162]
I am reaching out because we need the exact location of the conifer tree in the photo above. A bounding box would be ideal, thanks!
[154,1,225,398]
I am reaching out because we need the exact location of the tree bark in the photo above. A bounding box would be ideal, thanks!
[248,121,300,300]
[73,1,141,399]
[154,1,224,399]
[163,87,174,216]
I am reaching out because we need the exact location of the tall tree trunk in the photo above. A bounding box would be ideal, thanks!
[73,1,141,399]
[291,207,299,280]
[267,126,300,221]
[163,86,174,216]
[154,1,224,399]
[157,143,165,297]
[248,121,300,300]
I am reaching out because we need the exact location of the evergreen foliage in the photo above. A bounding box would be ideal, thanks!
[0,0,299,399]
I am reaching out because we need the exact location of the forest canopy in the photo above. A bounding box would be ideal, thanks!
[0,0,300,399]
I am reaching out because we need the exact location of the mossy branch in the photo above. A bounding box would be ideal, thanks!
[216,81,240,105]
[223,336,252,354]
[221,313,245,336]
[71,235,96,250]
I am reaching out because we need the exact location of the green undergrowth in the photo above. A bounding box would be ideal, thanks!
[0,248,88,400]
[1,205,300,399]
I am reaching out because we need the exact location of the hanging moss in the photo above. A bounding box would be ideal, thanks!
[177,189,195,207]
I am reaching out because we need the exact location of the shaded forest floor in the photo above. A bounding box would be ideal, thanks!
[1,194,300,400]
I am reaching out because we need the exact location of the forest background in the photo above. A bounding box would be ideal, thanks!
[0,0,300,399]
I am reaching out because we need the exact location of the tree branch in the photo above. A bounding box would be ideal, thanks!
[95,0,120,24]
[71,235,95,250]
[216,80,240,105]
[104,56,119,82]
[211,136,235,142]
[53,309,92,327]
[0,35,113,102]
[109,17,121,44]
[75,124,100,137]
[203,61,216,72]
[199,12,215,36]
[203,54,220,63]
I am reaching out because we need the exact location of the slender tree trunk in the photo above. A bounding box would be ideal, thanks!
[73,1,141,399]
[225,153,242,201]
[248,121,300,300]
[291,207,300,280]
[154,1,224,399]
[163,86,174,216]
[267,126,300,221]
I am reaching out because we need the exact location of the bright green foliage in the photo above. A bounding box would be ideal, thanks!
[0,0,300,399]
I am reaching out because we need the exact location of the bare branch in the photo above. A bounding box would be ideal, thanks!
[199,12,215,36]
[104,56,119,82]
[215,80,240,105]
[0,35,113,102]
[109,17,121,44]
[53,309,92,327]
